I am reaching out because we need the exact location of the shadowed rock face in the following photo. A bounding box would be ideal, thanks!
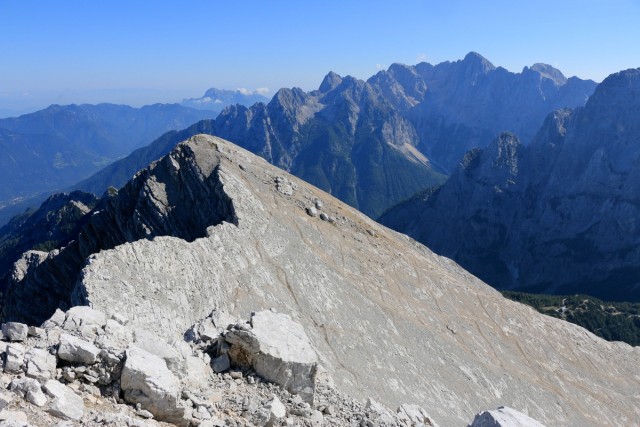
[2,140,236,324]
[380,68,640,301]
[4,135,639,426]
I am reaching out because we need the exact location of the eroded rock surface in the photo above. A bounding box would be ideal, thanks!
[3,135,640,426]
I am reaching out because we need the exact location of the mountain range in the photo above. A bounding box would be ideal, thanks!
[0,103,217,214]
[3,135,639,426]
[63,52,596,220]
[380,68,640,301]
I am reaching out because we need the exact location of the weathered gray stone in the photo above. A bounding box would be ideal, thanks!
[196,318,218,342]
[226,310,317,403]
[43,380,84,420]
[62,306,107,330]
[265,395,286,427]
[468,407,546,427]
[211,354,230,373]
[25,348,56,381]
[1,323,28,342]
[10,377,47,407]
[397,403,439,427]
[41,308,66,329]
[4,343,25,373]
[120,346,187,426]
[57,333,100,364]
[0,390,13,411]
[27,326,44,338]
[306,206,318,217]
[132,328,187,379]
[7,135,640,427]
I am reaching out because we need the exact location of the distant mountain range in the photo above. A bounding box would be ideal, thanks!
[380,68,640,301]
[180,88,270,111]
[65,52,596,219]
[0,103,217,210]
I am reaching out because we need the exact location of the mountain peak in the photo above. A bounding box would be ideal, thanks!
[462,51,496,73]
[319,71,343,93]
[529,63,567,84]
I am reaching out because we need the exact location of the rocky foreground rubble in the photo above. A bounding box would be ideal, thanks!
[0,306,542,427]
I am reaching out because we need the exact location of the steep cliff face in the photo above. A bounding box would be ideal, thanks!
[3,135,639,426]
[380,68,640,301]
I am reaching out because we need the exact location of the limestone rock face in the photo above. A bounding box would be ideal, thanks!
[3,135,640,426]
[226,310,318,403]
[120,346,187,426]
[468,406,546,427]
[380,68,640,301]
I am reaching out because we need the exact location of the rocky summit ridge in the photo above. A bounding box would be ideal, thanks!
[2,135,640,426]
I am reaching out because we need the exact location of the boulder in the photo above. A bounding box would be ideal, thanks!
[468,406,546,427]
[10,377,47,407]
[62,306,107,330]
[120,346,187,426]
[132,328,187,379]
[43,380,84,421]
[4,343,25,373]
[25,348,57,381]
[57,333,100,364]
[226,310,318,403]
[1,323,28,342]
[41,308,66,329]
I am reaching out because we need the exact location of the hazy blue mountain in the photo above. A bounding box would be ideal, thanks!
[367,52,597,171]
[181,88,270,111]
[72,76,448,219]
[380,68,640,301]
[3,53,596,224]
[0,103,216,224]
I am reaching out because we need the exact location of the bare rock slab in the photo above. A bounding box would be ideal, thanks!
[468,406,546,427]
[25,348,57,381]
[226,310,318,403]
[57,333,100,364]
[121,346,188,426]
[43,380,84,421]
[1,323,28,342]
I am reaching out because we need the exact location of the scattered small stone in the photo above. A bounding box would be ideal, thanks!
[314,199,323,210]
[306,206,318,217]
[136,408,154,419]
[230,371,243,380]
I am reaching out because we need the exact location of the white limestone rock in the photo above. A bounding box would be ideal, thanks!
[4,343,25,373]
[226,310,318,403]
[120,346,187,426]
[468,406,546,427]
[132,328,187,379]
[41,308,66,329]
[62,306,107,330]
[43,380,84,421]
[9,377,47,407]
[397,403,439,427]
[1,323,28,342]
[57,333,100,364]
[25,348,56,381]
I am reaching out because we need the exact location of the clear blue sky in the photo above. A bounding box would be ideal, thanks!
[1,0,639,114]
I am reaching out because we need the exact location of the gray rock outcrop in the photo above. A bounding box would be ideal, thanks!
[3,135,640,426]
[120,346,188,426]
[43,380,84,420]
[468,406,546,427]
[380,68,640,301]
[226,310,318,403]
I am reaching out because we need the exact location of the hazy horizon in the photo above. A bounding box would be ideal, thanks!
[2,0,639,116]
